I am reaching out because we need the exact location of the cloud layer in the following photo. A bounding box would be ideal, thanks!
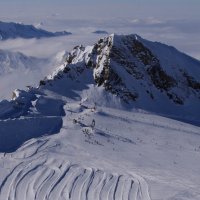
[0,17,199,60]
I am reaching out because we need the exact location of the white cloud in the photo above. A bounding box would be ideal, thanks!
[1,17,200,61]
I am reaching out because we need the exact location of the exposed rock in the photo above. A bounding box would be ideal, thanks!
[39,34,200,106]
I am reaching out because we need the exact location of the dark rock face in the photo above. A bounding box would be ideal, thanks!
[147,65,176,91]
[39,34,200,106]
[183,71,200,90]
[131,39,158,66]
[93,36,138,102]
[92,35,184,104]
[130,39,177,91]
[110,45,144,80]
[166,93,184,105]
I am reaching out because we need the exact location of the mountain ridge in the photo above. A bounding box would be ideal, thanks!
[36,33,200,123]
[0,34,200,200]
[0,49,47,75]
[0,33,199,124]
[0,33,200,125]
[0,21,72,40]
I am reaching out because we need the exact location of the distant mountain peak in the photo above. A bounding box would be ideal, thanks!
[92,30,109,34]
[0,49,46,75]
[0,21,72,40]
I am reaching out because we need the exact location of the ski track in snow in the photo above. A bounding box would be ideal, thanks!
[0,155,151,200]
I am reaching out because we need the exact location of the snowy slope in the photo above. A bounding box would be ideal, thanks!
[0,21,71,40]
[42,34,200,124]
[0,100,199,200]
[0,34,200,200]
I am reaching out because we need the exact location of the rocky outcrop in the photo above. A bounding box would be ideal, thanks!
[38,34,200,106]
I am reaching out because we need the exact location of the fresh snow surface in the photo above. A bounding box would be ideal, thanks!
[0,99,200,200]
[0,34,200,200]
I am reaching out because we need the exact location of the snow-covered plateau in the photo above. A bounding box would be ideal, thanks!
[0,34,200,200]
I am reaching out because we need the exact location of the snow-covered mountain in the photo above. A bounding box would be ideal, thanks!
[0,34,200,200]
[42,33,200,123]
[0,21,71,40]
[0,49,68,99]
[0,49,47,75]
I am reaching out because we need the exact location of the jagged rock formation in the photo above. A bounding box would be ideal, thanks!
[0,34,200,200]
[44,34,200,106]
[1,34,200,126]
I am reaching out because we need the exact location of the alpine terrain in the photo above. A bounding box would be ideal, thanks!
[0,21,71,40]
[0,34,200,200]
[0,49,68,99]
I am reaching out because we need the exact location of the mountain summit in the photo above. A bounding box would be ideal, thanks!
[41,34,200,122]
[0,34,199,122]
[0,33,199,151]
[0,34,200,200]
[1,34,200,124]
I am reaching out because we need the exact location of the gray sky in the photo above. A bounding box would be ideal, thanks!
[1,0,200,19]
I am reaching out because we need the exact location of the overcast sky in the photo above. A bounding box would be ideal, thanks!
[1,0,200,19]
